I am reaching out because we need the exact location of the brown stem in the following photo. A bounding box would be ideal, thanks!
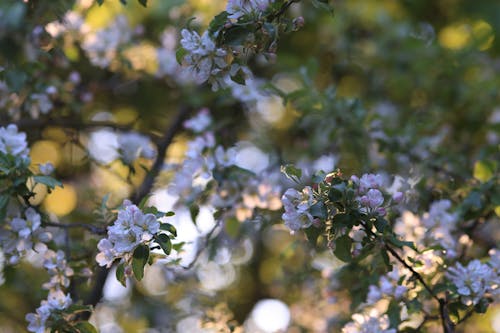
[80,106,190,318]
[385,244,455,333]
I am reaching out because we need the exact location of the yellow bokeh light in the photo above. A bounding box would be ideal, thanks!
[30,140,61,168]
[472,20,494,51]
[439,23,471,50]
[43,184,78,217]
[123,43,159,74]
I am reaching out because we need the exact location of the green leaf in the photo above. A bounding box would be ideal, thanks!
[304,226,322,247]
[115,263,126,287]
[165,211,175,217]
[388,236,417,251]
[310,201,327,219]
[332,213,353,227]
[189,204,199,224]
[132,244,150,280]
[208,11,229,37]
[138,194,151,209]
[96,0,104,4]
[387,300,400,328]
[473,160,497,182]
[159,222,177,237]
[172,241,186,252]
[281,164,302,183]
[74,322,98,333]
[120,0,127,5]
[225,217,240,238]
[474,297,491,313]
[33,176,63,189]
[311,0,334,14]
[230,68,246,85]
[223,26,249,46]
[333,235,352,262]
[328,187,343,202]
[138,0,147,6]
[154,233,172,255]
[380,249,392,270]
[175,48,188,65]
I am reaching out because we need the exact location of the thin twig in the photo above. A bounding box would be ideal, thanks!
[81,106,190,317]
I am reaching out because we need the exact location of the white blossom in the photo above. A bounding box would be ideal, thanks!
[96,201,159,267]
[184,108,212,133]
[117,132,156,165]
[180,29,231,87]
[39,162,55,175]
[226,0,272,20]
[281,186,315,231]
[0,124,29,158]
[447,259,499,305]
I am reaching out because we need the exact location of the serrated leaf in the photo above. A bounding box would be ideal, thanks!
[33,176,62,189]
[74,322,97,333]
[159,222,177,237]
[132,244,149,280]
[115,263,126,287]
[333,235,352,262]
[154,233,172,255]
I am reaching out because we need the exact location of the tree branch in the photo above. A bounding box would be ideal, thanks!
[81,106,191,317]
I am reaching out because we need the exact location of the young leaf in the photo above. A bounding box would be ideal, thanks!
[304,226,322,247]
[74,321,98,333]
[115,263,126,287]
[33,176,63,190]
[154,233,172,255]
[159,222,177,237]
[333,235,353,262]
[132,244,150,280]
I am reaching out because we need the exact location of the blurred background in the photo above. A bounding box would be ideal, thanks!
[0,0,499,332]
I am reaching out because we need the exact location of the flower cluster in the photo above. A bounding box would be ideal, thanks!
[26,250,74,333]
[117,132,156,165]
[226,0,272,20]
[26,290,73,333]
[96,200,160,268]
[0,208,52,264]
[0,124,29,158]
[446,258,500,306]
[366,267,408,305]
[81,15,132,68]
[281,186,315,232]
[180,29,234,89]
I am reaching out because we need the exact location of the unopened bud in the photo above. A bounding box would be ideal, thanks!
[293,16,305,30]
